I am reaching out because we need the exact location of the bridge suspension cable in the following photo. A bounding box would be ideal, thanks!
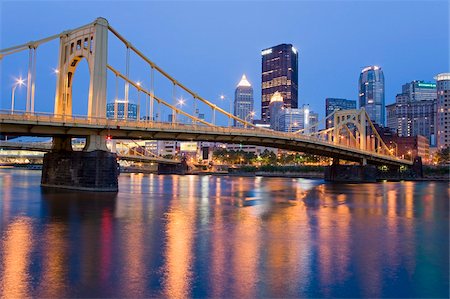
[107,64,213,127]
[107,25,255,128]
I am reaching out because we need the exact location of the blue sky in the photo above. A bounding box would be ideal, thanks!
[1,0,448,124]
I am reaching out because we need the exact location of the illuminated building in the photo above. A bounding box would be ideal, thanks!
[277,104,318,133]
[359,66,385,125]
[435,73,450,148]
[261,43,298,123]
[234,75,254,127]
[269,92,284,131]
[325,98,356,128]
[386,81,437,146]
[106,100,138,120]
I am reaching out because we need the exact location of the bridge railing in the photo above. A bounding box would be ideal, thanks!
[0,109,404,162]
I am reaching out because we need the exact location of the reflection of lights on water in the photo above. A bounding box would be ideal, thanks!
[1,217,33,298]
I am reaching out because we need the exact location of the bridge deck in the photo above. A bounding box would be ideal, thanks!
[0,112,412,167]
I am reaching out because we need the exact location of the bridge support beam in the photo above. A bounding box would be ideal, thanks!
[325,164,377,183]
[42,150,119,191]
[41,134,118,192]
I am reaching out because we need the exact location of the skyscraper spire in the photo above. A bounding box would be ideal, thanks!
[237,74,251,87]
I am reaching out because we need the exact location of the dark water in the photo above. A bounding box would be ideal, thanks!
[0,169,448,298]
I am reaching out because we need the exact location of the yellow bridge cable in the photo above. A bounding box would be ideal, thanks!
[107,25,255,129]
[107,64,215,128]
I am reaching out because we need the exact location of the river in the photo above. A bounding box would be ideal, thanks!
[0,169,448,298]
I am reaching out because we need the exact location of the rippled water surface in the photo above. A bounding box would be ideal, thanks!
[0,169,448,298]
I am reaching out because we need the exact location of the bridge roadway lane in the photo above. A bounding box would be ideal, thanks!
[0,112,412,167]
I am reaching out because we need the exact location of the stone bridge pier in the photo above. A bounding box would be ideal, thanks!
[324,158,377,183]
[41,135,119,192]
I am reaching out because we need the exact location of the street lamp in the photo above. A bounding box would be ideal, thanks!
[11,77,25,114]
[220,94,232,127]
[175,97,185,123]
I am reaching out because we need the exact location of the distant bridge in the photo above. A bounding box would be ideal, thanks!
[0,140,180,165]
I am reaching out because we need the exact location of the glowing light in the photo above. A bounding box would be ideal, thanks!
[237,74,251,87]
[292,46,297,54]
[136,81,141,87]
[434,73,450,81]
[270,91,283,103]
[261,48,272,55]
[16,78,25,86]
[361,66,381,73]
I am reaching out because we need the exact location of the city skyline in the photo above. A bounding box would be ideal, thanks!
[0,1,447,124]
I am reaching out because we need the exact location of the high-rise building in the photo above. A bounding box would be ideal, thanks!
[386,80,437,146]
[106,100,138,120]
[308,111,319,133]
[277,104,318,133]
[234,74,254,127]
[269,91,284,131]
[325,98,357,128]
[359,66,385,125]
[261,43,298,123]
[279,108,303,132]
[435,73,450,149]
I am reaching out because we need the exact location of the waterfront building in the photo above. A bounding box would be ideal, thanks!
[261,43,298,123]
[435,73,450,149]
[308,110,319,133]
[269,91,284,131]
[325,98,356,128]
[234,74,254,127]
[106,100,139,120]
[386,80,437,146]
[358,66,385,125]
[375,125,431,163]
[279,108,303,132]
[277,104,318,133]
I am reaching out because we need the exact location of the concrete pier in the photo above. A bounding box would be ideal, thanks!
[41,150,119,192]
[324,164,377,183]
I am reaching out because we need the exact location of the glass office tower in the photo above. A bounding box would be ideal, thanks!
[358,66,385,125]
[261,43,298,124]
[325,98,356,128]
[435,73,450,148]
[234,74,254,127]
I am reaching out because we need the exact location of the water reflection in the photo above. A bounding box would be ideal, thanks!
[0,169,448,298]
[0,217,33,298]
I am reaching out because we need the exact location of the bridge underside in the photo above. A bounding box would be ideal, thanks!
[0,121,410,167]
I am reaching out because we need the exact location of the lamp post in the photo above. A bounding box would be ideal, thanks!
[220,94,232,127]
[176,98,185,123]
[11,77,26,114]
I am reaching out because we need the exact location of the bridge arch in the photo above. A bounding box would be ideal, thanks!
[54,17,108,119]
[333,109,367,150]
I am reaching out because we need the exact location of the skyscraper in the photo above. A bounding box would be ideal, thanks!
[325,98,357,128]
[386,80,437,146]
[358,66,385,125]
[261,43,298,123]
[435,73,450,149]
[234,74,254,127]
[269,91,284,131]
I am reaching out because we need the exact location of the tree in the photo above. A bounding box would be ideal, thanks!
[435,147,450,165]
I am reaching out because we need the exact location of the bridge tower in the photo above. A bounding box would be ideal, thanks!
[42,17,118,192]
[54,17,108,120]
[333,108,367,151]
